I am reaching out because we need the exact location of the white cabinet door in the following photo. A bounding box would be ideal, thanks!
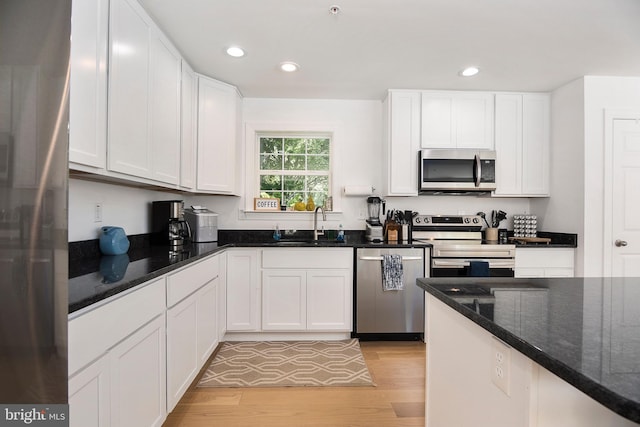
[383,90,421,196]
[494,93,550,197]
[521,94,550,196]
[196,281,218,365]
[515,248,575,278]
[108,0,181,185]
[166,295,198,412]
[69,353,110,427]
[149,31,180,185]
[421,91,494,149]
[108,0,152,179]
[110,314,166,427]
[69,0,108,169]
[262,270,306,330]
[217,252,228,339]
[180,60,197,189]
[196,75,238,194]
[226,249,260,331]
[307,269,352,331]
[166,279,217,412]
[494,94,522,195]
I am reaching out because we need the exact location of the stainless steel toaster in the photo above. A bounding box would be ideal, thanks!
[183,207,218,242]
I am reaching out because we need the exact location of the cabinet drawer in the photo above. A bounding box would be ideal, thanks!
[68,277,165,375]
[262,248,352,269]
[167,254,219,307]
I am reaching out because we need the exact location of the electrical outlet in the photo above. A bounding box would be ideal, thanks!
[491,337,511,396]
[94,203,103,223]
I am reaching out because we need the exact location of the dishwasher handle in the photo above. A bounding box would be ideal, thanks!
[359,256,423,261]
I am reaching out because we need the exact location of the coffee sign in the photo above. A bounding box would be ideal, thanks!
[254,198,280,211]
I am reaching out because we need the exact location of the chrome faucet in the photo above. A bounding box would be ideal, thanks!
[313,206,326,240]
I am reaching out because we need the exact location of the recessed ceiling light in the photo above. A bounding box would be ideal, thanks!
[226,46,245,58]
[280,62,300,72]
[460,66,479,77]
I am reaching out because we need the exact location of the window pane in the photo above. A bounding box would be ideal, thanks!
[284,138,306,154]
[262,191,283,202]
[307,138,330,154]
[282,192,303,207]
[308,175,329,193]
[307,155,329,171]
[260,175,281,191]
[260,153,283,170]
[283,175,305,191]
[284,154,306,170]
[260,137,282,153]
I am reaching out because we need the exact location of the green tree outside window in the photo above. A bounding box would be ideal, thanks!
[258,136,331,208]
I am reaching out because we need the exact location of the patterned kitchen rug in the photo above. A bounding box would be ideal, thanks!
[197,339,375,388]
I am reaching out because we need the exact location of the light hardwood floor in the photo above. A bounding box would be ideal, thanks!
[163,341,426,427]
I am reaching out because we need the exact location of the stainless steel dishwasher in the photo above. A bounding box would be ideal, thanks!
[355,247,425,340]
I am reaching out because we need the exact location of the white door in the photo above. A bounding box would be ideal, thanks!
[611,119,640,276]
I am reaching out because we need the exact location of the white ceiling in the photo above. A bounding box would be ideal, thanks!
[138,0,640,100]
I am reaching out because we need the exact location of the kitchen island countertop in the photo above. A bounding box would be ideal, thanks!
[417,277,640,424]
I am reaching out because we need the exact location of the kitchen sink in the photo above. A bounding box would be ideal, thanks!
[269,239,344,246]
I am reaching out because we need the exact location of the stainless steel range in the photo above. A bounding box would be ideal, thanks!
[411,214,516,277]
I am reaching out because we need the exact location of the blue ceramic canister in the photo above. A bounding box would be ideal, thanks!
[99,226,130,255]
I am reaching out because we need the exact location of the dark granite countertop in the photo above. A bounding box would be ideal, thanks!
[417,277,640,424]
[511,231,578,248]
[69,230,431,314]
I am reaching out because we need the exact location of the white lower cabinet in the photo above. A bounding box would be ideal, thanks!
[69,252,225,426]
[166,280,217,411]
[109,315,166,427]
[68,354,110,427]
[515,248,575,278]
[261,248,352,332]
[69,278,166,427]
[226,249,260,331]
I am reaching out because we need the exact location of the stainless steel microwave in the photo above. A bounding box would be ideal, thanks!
[419,149,496,194]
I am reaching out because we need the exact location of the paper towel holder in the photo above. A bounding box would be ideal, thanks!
[343,185,375,196]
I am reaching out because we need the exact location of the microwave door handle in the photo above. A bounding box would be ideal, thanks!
[474,154,481,187]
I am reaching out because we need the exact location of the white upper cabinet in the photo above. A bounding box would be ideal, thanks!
[69,0,108,169]
[196,74,240,194]
[180,60,197,190]
[108,0,180,185]
[421,91,494,149]
[494,93,550,197]
[149,32,181,184]
[382,90,421,196]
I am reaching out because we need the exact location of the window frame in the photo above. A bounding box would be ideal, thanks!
[256,132,332,210]
[244,122,343,214]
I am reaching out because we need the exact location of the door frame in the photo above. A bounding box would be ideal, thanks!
[603,109,640,276]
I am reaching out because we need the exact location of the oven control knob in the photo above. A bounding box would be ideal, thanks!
[464,218,470,223]
[415,217,421,224]
[472,218,479,224]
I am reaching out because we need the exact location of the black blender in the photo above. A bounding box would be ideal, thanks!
[365,196,385,242]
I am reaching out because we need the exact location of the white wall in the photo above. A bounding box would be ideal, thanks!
[69,97,531,241]
[68,178,183,241]
[538,76,640,276]
[532,78,585,273]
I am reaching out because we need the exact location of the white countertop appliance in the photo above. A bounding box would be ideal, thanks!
[412,214,515,277]
[184,206,218,242]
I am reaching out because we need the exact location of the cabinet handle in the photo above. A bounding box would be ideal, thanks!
[615,239,628,247]
[359,256,423,261]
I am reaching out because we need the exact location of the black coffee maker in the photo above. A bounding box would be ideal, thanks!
[151,200,191,250]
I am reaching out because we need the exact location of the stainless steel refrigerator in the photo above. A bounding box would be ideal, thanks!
[0,0,70,404]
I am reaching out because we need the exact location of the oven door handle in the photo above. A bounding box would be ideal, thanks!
[432,259,515,268]
[359,256,423,262]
